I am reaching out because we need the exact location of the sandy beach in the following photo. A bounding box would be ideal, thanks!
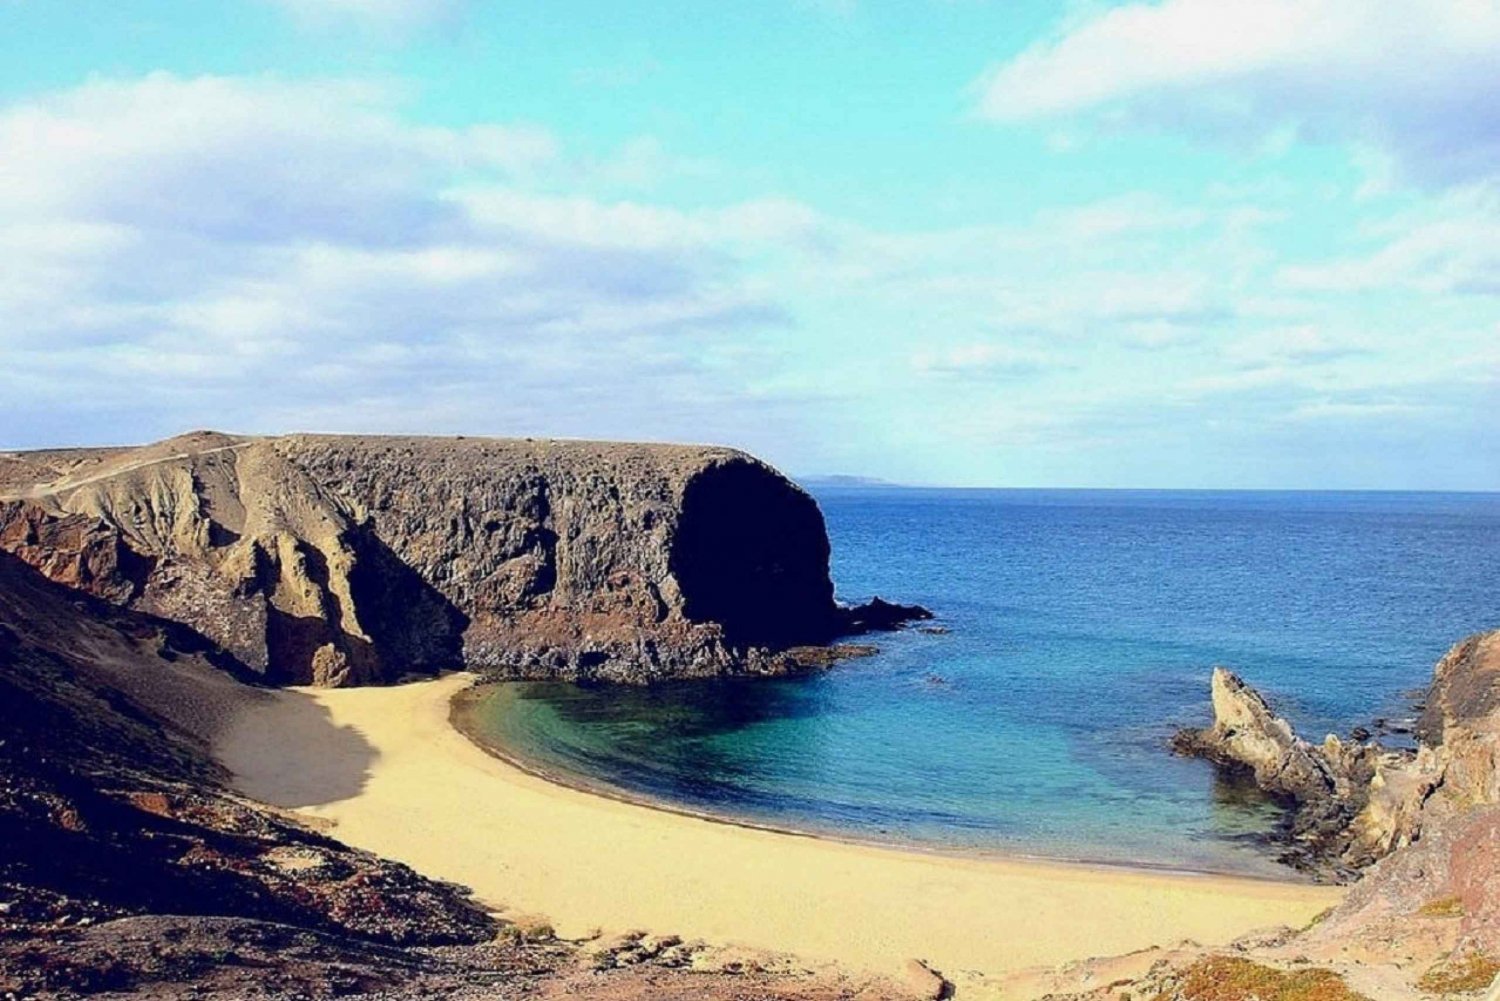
[218,673,1341,994]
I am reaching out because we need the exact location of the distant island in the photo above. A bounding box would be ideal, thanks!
[797,474,904,488]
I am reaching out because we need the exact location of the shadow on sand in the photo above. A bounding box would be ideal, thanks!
[219,687,378,810]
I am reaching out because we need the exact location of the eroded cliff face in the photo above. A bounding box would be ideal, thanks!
[0,431,897,685]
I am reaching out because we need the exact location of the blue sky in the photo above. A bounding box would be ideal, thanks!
[2,0,1497,488]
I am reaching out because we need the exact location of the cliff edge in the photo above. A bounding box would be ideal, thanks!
[0,431,925,685]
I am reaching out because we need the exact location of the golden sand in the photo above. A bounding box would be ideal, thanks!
[218,673,1340,995]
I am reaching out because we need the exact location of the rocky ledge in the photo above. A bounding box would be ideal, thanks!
[0,431,929,686]
[1173,631,1500,881]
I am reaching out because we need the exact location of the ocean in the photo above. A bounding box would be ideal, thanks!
[461,488,1500,877]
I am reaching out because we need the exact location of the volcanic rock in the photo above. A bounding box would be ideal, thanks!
[0,432,929,685]
[1175,633,1500,880]
[0,550,497,951]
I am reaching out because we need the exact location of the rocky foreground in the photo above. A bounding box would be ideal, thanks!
[0,432,927,686]
[1147,637,1500,999]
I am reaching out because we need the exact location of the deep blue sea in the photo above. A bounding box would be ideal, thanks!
[464,488,1500,877]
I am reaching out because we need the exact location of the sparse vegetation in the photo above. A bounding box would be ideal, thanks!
[1152,957,1371,1001]
[1417,953,1500,995]
[1304,907,1334,929]
[498,915,556,944]
[1416,896,1464,918]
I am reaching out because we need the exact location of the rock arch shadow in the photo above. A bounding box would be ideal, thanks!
[669,460,838,649]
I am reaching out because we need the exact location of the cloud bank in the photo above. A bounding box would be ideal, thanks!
[974,0,1500,186]
[0,74,806,451]
[1,69,1494,487]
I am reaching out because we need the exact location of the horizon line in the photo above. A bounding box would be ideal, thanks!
[795,478,1500,496]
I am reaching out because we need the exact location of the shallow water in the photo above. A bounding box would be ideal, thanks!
[463,488,1500,876]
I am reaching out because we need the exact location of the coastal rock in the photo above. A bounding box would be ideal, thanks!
[0,432,930,685]
[1171,668,1376,876]
[904,959,950,1000]
[1297,805,1500,970]
[1414,631,1500,817]
[1172,668,1345,802]
[1175,633,1500,880]
[839,597,933,633]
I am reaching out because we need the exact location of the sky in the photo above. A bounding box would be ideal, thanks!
[1,0,1497,488]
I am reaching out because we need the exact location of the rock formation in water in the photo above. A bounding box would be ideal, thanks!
[0,431,927,686]
[1174,632,1500,881]
[1033,640,1500,1001]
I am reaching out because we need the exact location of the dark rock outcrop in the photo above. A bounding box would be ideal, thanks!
[839,597,934,633]
[0,550,498,950]
[0,432,929,686]
[1175,633,1500,881]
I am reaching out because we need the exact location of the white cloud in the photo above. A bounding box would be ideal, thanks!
[0,74,561,240]
[1279,184,1500,295]
[1283,399,1435,422]
[1038,193,1207,240]
[973,0,1500,185]
[454,189,820,251]
[1225,326,1374,365]
[0,74,805,451]
[2,73,1494,487]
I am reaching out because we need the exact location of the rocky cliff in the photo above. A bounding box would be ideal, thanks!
[0,431,925,686]
[1174,632,1500,881]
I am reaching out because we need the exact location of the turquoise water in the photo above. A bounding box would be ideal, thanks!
[465,489,1500,876]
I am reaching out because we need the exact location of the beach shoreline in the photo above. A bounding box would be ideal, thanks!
[217,672,1342,996]
[449,680,1318,885]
